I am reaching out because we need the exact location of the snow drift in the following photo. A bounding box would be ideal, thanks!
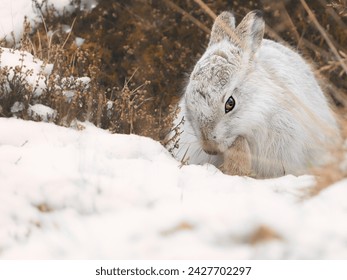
[1,118,347,259]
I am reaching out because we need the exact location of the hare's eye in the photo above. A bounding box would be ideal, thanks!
[225,96,235,113]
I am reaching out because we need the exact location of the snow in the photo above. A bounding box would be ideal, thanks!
[0,46,57,119]
[0,47,52,96]
[10,101,25,113]
[1,0,347,260]
[1,118,347,259]
[0,0,97,43]
[0,0,34,43]
[0,0,94,117]
[75,37,85,47]
[28,104,57,121]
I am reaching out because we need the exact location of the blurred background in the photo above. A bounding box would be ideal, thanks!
[1,0,346,141]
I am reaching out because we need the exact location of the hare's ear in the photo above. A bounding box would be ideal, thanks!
[236,10,265,54]
[208,11,236,47]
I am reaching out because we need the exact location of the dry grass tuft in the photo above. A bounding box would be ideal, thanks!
[248,225,281,245]
[0,0,178,140]
[161,221,194,236]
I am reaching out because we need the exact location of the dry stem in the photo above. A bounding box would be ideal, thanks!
[300,0,347,74]
[163,0,210,34]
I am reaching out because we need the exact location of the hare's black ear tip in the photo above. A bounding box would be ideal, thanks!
[253,10,264,18]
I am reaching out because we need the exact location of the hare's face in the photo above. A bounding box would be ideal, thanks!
[185,46,243,154]
[184,10,265,155]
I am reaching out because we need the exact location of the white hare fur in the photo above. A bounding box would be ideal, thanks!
[173,10,339,178]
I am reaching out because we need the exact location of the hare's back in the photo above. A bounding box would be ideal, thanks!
[258,39,326,103]
[257,39,337,131]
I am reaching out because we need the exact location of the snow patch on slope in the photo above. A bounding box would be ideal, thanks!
[0,0,97,42]
[1,118,346,259]
[0,48,52,96]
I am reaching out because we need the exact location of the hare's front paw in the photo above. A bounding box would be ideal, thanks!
[221,136,252,176]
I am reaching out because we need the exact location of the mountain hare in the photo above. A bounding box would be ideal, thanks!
[172,10,340,178]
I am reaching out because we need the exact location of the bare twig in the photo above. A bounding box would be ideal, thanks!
[300,37,332,61]
[300,0,347,74]
[163,0,210,34]
[279,2,302,44]
[264,24,290,47]
[277,1,311,57]
[193,0,217,19]
[61,17,77,50]
[314,70,347,106]
[318,0,347,32]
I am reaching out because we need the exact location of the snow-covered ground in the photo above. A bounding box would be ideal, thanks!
[1,0,347,260]
[1,118,347,259]
[0,0,97,43]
